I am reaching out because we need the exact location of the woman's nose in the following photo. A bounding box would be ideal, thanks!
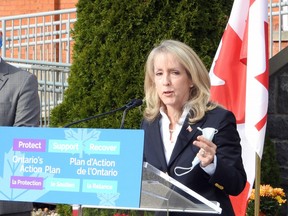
[163,74,171,85]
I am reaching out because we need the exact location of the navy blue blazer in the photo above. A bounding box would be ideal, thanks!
[141,106,247,216]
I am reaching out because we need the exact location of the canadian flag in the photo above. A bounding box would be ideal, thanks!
[209,0,269,215]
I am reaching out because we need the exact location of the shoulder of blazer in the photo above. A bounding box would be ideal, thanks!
[206,106,235,119]
[0,60,10,90]
[141,114,161,129]
[3,60,33,80]
[0,59,24,77]
[203,106,237,129]
[0,59,9,76]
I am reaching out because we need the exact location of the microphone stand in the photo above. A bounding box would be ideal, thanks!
[120,109,128,129]
[64,99,142,128]
[64,105,126,128]
[120,99,143,129]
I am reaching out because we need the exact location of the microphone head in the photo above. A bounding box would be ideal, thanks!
[126,99,143,110]
[133,99,143,107]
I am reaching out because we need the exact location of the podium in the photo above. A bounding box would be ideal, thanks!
[0,126,222,215]
[139,162,222,214]
[82,162,222,215]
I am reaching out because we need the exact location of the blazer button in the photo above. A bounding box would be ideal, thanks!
[215,183,224,190]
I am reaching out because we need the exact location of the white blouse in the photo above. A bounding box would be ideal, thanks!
[159,106,216,175]
[159,107,190,164]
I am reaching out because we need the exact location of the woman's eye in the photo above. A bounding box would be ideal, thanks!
[155,72,162,76]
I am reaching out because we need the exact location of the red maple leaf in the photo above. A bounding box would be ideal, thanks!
[210,24,247,124]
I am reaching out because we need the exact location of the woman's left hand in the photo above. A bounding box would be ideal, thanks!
[193,136,217,167]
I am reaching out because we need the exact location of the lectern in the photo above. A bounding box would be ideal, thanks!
[0,126,222,215]
[140,162,222,214]
[81,162,222,215]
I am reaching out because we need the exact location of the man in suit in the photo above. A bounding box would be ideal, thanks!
[0,31,40,215]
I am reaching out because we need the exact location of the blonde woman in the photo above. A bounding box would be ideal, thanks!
[141,40,246,216]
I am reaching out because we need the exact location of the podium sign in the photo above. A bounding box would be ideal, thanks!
[0,127,144,208]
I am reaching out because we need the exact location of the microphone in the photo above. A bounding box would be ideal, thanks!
[125,99,143,111]
[64,99,143,128]
[120,99,143,129]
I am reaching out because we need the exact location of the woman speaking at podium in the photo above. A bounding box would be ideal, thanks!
[141,40,246,216]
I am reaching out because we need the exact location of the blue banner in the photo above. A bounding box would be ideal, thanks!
[0,127,144,208]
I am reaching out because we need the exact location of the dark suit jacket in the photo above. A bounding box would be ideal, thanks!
[141,106,247,216]
[0,59,40,214]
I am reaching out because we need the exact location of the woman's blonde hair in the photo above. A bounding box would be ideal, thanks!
[143,39,217,124]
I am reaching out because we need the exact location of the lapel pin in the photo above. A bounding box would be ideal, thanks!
[186,125,192,132]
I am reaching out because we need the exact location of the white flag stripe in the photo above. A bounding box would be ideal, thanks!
[237,124,256,185]
[229,0,249,40]
[246,0,268,157]
[209,40,225,87]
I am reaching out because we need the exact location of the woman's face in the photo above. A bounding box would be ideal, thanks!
[153,52,193,111]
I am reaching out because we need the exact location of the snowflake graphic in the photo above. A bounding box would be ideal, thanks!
[64,129,101,158]
[97,193,120,206]
[0,149,54,201]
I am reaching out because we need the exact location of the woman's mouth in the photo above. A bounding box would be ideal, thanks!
[163,91,174,96]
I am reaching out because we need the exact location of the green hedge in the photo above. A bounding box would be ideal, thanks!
[261,135,280,186]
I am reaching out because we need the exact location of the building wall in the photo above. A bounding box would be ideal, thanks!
[0,0,77,17]
[268,58,288,215]
[269,0,288,56]
[0,0,77,63]
[269,2,288,214]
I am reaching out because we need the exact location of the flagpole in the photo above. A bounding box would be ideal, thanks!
[254,153,261,216]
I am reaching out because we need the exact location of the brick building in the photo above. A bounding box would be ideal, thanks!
[0,0,77,17]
